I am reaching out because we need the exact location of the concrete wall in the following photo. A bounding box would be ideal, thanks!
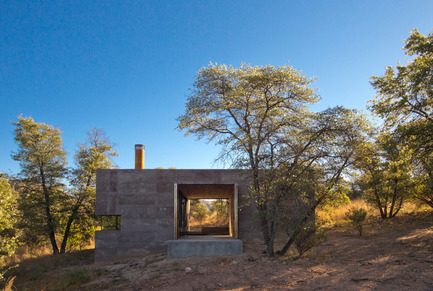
[95,169,261,262]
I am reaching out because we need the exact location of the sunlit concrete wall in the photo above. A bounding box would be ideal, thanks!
[94,169,261,262]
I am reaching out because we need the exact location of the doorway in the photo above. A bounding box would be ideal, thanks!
[173,184,238,239]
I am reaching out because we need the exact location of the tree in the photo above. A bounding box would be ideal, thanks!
[190,201,208,223]
[369,28,433,207]
[357,133,414,218]
[11,116,68,254]
[11,117,117,254]
[59,128,117,253]
[178,63,372,256]
[276,107,372,255]
[0,176,19,264]
[178,63,319,256]
[210,199,228,218]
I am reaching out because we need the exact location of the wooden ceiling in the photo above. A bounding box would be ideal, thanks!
[178,184,234,199]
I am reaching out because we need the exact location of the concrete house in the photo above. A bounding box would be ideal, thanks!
[95,145,261,262]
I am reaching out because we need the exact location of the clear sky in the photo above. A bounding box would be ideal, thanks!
[1,0,432,174]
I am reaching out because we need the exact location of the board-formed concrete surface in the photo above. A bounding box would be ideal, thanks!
[95,169,261,262]
[167,236,243,259]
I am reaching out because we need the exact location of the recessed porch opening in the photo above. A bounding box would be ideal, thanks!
[174,184,238,239]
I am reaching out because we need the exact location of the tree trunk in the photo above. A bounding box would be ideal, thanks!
[267,221,276,257]
[389,178,398,218]
[373,189,386,218]
[390,197,403,218]
[258,204,274,257]
[60,200,82,254]
[419,194,433,208]
[60,176,93,254]
[40,168,59,254]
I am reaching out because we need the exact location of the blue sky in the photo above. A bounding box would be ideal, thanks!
[1,1,432,174]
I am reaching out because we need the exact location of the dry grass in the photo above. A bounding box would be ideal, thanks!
[3,240,94,267]
[3,245,53,267]
[317,199,432,237]
[398,200,431,215]
[189,211,229,228]
[317,199,372,228]
[1,249,94,290]
[318,199,426,225]
[1,241,95,290]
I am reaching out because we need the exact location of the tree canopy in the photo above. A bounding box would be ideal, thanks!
[0,177,19,264]
[11,117,117,254]
[12,116,68,254]
[370,28,433,128]
[369,28,433,208]
[178,63,373,256]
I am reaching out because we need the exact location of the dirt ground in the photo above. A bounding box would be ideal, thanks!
[80,212,433,291]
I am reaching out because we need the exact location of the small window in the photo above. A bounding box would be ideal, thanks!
[100,215,121,230]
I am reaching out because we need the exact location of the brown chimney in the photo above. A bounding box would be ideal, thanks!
[135,144,145,169]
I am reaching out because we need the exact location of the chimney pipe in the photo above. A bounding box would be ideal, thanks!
[135,144,145,169]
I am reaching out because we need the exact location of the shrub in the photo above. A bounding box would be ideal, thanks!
[345,208,368,236]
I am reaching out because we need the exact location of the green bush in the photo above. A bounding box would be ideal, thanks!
[345,208,368,236]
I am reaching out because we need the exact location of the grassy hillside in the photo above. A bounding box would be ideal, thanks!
[1,201,432,290]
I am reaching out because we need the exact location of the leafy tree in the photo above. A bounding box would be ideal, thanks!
[178,63,318,255]
[191,201,208,223]
[369,28,433,207]
[357,133,414,218]
[178,63,373,256]
[11,116,68,254]
[370,28,433,128]
[0,176,19,264]
[210,199,228,218]
[11,117,117,254]
[60,128,117,253]
[276,107,373,255]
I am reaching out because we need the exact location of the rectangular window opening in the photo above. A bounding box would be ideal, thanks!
[100,215,121,230]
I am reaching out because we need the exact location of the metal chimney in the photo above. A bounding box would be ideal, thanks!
[135,144,145,169]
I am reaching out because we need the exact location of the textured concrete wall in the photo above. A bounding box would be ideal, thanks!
[95,169,261,262]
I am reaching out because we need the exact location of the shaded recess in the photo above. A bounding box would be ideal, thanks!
[175,184,238,238]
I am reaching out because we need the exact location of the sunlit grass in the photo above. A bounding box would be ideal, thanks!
[398,200,431,215]
[3,239,94,267]
[317,199,373,228]
[189,211,228,228]
[317,198,432,233]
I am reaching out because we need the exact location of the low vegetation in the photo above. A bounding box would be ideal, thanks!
[345,208,368,236]
[1,200,431,290]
